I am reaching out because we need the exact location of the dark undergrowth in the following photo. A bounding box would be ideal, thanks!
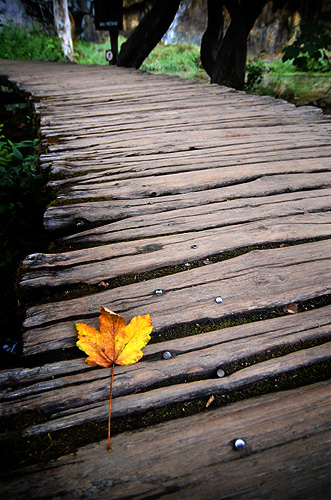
[0,83,51,365]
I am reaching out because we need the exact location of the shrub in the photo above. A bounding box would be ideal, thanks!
[245,59,267,92]
[0,24,64,61]
[282,20,331,72]
[0,126,42,268]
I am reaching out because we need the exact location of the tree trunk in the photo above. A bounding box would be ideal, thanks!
[118,0,181,68]
[200,0,224,78]
[53,0,75,61]
[211,5,248,89]
[202,0,267,90]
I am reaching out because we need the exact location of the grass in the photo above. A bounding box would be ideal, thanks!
[141,41,208,82]
[0,24,64,61]
[246,57,331,108]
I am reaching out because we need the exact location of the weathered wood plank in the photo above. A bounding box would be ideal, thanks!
[2,307,330,423]
[44,172,331,232]
[46,146,331,188]
[22,344,330,436]
[22,241,331,354]
[56,158,331,201]
[22,213,331,288]
[1,381,330,500]
[41,112,323,141]
[58,190,331,244]
[41,109,326,138]
[1,305,329,389]
[42,131,331,165]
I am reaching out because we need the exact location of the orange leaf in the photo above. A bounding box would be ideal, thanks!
[75,307,152,452]
[76,306,152,367]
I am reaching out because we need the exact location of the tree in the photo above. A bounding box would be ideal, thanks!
[201,0,267,89]
[116,0,330,90]
[53,0,75,61]
[118,0,181,68]
[118,0,268,89]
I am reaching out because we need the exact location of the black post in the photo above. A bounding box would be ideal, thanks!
[109,31,119,65]
[94,0,123,66]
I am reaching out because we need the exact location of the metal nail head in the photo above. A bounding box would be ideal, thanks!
[234,438,246,450]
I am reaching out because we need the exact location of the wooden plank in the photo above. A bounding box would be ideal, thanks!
[21,213,331,288]
[42,131,330,164]
[46,146,331,186]
[56,158,331,202]
[1,382,330,499]
[21,240,331,354]
[40,112,322,140]
[2,307,330,424]
[22,343,330,435]
[1,304,329,389]
[44,172,331,233]
[40,106,325,134]
[57,191,331,245]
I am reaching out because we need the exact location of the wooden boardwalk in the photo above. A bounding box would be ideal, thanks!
[1,60,331,499]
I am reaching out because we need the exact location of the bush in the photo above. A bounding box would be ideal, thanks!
[0,126,41,268]
[282,20,331,72]
[245,59,267,92]
[0,24,64,61]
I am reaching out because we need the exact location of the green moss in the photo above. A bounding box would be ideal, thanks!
[50,168,106,182]
[47,195,113,207]
[19,237,331,308]
[154,294,331,344]
[1,358,329,476]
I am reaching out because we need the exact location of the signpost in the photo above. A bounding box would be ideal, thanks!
[94,0,123,65]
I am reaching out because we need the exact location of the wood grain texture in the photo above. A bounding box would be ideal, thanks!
[2,336,330,433]
[21,240,331,356]
[1,304,329,390]
[22,213,331,288]
[2,381,330,499]
[44,172,331,233]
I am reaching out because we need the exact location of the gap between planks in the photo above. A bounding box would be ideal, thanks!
[1,381,330,500]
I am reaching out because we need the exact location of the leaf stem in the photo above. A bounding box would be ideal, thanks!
[108,362,115,452]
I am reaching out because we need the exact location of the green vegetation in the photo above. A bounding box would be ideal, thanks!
[1,23,330,108]
[245,57,331,108]
[141,42,207,81]
[0,96,50,361]
[282,19,331,72]
[0,24,124,65]
[74,35,126,65]
[0,124,43,267]
[0,24,64,61]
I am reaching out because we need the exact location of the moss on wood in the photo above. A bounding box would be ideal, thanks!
[1,358,329,476]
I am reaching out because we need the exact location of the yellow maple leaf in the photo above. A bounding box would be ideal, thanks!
[75,307,152,451]
[76,306,152,367]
